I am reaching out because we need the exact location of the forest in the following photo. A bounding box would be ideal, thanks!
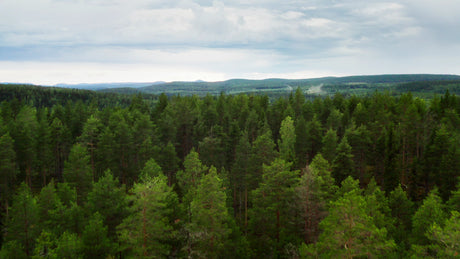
[0,84,459,258]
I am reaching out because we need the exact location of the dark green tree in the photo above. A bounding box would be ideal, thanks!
[63,143,92,204]
[332,136,355,184]
[296,153,337,244]
[321,128,338,163]
[388,185,414,253]
[249,158,299,258]
[294,116,309,169]
[85,169,128,240]
[3,183,40,256]
[0,132,17,217]
[81,212,114,259]
[78,114,102,181]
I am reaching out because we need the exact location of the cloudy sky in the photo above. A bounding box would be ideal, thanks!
[1,0,460,85]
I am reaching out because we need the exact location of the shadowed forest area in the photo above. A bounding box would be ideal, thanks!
[0,84,459,258]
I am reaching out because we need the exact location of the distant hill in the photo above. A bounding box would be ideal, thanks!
[4,74,460,98]
[98,74,460,97]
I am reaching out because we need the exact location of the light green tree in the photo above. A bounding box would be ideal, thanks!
[304,176,395,258]
[278,116,296,163]
[427,211,460,257]
[118,173,178,258]
[411,189,446,246]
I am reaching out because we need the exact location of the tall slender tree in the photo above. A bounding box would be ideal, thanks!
[187,167,231,258]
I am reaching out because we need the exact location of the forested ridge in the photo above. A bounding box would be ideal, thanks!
[0,85,459,258]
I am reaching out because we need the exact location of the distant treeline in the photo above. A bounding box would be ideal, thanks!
[0,84,157,108]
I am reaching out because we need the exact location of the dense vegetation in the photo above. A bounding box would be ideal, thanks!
[0,84,459,258]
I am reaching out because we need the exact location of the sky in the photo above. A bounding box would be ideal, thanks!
[1,0,460,85]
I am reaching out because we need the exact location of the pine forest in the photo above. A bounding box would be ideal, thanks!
[0,85,459,258]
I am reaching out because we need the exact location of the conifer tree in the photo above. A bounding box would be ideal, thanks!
[118,174,178,258]
[411,189,446,246]
[249,158,299,257]
[85,169,128,239]
[321,128,338,163]
[3,183,40,256]
[294,116,309,168]
[0,132,17,216]
[187,167,231,258]
[426,211,460,257]
[332,136,355,184]
[81,213,114,259]
[63,143,92,204]
[388,185,414,252]
[304,177,395,258]
[278,116,296,163]
[296,153,337,244]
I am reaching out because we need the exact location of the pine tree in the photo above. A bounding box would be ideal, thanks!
[139,159,162,181]
[447,177,460,213]
[63,143,92,204]
[426,211,460,257]
[81,213,114,259]
[187,167,231,258]
[294,116,309,168]
[85,169,128,240]
[54,232,82,259]
[3,183,40,256]
[411,189,447,246]
[78,114,102,181]
[278,116,296,163]
[176,149,208,198]
[247,130,278,191]
[231,132,251,225]
[321,128,338,163]
[305,178,396,258]
[12,106,38,187]
[118,174,178,257]
[388,185,414,252]
[0,132,17,217]
[296,153,337,244]
[332,136,355,184]
[249,158,299,257]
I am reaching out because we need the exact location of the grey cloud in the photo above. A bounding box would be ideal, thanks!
[1,0,460,84]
